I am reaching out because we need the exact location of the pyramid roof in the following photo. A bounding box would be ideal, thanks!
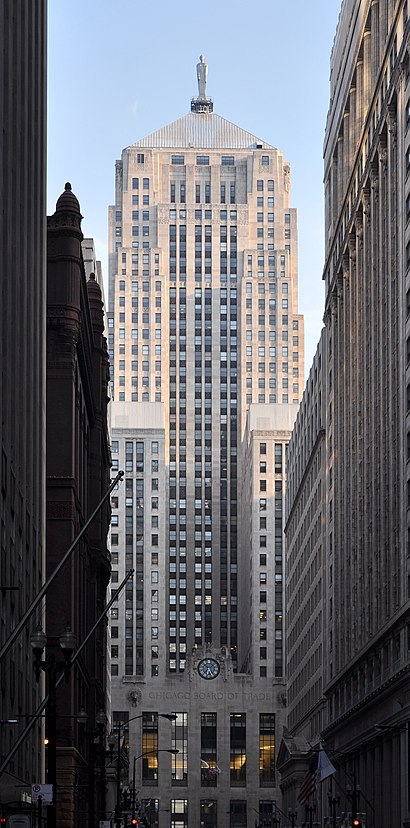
[130,112,275,151]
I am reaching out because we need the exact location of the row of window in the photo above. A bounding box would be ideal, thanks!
[114,711,275,789]
[119,798,276,828]
[170,154,270,167]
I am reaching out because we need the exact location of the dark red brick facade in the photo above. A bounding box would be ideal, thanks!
[46,183,111,827]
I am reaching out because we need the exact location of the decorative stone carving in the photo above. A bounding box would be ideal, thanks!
[342,252,350,281]
[387,103,397,148]
[362,185,371,221]
[127,689,142,708]
[378,143,388,174]
[348,231,357,263]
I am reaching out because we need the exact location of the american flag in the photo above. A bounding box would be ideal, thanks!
[120,739,129,769]
[297,759,317,805]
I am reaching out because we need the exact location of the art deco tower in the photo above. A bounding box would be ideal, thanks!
[108,60,303,826]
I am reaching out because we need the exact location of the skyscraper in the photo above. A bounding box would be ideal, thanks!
[0,0,47,805]
[284,2,410,826]
[321,2,410,825]
[108,60,303,825]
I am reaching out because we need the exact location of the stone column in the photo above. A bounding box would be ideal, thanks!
[363,30,372,113]
[371,1,380,87]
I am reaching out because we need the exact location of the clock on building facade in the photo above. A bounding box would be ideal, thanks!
[197,658,220,680]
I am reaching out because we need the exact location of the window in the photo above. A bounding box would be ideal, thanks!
[171,713,188,784]
[142,714,159,782]
[201,713,218,786]
[200,801,217,828]
[222,156,235,166]
[172,155,185,165]
[262,155,269,165]
[197,155,209,165]
[171,800,188,825]
[230,714,246,786]
[259,714,275,785]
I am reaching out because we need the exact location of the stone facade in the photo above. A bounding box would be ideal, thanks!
[279,331,327,816]
[314,2,410,826]
[108,71,304,827]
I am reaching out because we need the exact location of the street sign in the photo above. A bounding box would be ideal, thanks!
[31,784,53,804]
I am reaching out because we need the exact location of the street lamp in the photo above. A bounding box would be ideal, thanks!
[112,713,177,828]
[30,622,76,828]
[129,751,178,825]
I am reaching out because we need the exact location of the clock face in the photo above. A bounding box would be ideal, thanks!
[197,658,220,680]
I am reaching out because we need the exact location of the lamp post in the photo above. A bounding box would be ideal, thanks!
[347,766,361,828]
[132,755,137,818]
[30,622,76,828]
[328,793,340,828]
[251,806,282,828]
[112,713,176,828]
[129,750,178,826]
[77,706,109,828]
[288,810,297,828]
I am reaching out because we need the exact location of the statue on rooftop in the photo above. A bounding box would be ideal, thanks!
[197,55,208,100]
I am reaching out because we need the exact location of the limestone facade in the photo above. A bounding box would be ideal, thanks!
[108,83,304,826]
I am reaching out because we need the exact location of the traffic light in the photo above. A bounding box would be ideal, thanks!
[352,820,362,827]
[131,819,139,826]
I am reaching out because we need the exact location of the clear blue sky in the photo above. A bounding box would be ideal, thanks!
[48,0,342,376]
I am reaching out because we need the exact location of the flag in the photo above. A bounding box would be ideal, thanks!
[120,738,129,769]
[208,764,222,775]
[297,759,317,805]
[316,747,336,783]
